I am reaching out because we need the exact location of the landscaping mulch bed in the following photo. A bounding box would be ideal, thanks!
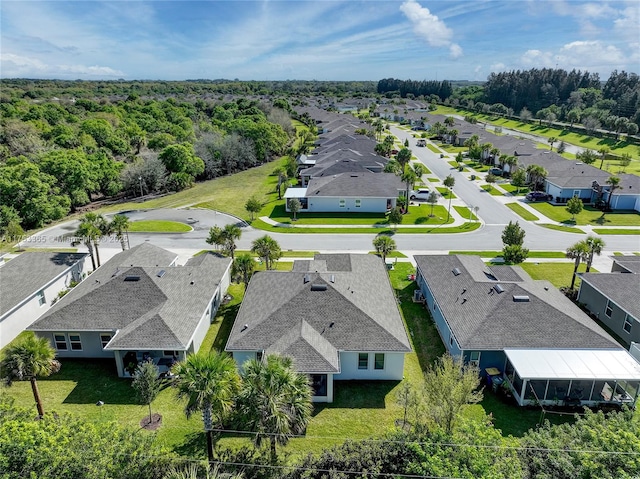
[140,413,162,430]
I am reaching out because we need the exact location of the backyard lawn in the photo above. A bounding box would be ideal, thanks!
[529,203,640,226]
[501,184,529,196]
[520,262,594,289]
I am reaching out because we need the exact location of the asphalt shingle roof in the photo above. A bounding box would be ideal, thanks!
[579,272,640,320]
[306,171,404,198]
[29,246,231,351]
[414,255,619,351]
[0,252,87,316]
[226,254,411,373]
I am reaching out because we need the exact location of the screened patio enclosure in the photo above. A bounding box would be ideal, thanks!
[503,349,640,407]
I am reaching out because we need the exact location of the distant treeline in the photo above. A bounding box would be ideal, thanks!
[377,78,453,101]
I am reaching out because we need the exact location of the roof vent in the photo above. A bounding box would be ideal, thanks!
[303,274,311,284]
[157,270,166,278]
[241,324,248,332]
[190,280,195,285]
[329,321,335,328]
[124,276,140,282]
[513,295,530,302]
[330,274,335,283]
[452,268,461,276]
[311,284,328,291]
[494,284,504,294]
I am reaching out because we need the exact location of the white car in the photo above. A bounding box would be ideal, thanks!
[409,189,434,201]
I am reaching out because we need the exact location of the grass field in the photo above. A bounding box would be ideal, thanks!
[249,219,482,235]
[481,185,503,196]
[450,251,567,259]
[529,203,640,226]
[127,220,192,233]
[505,203,540,221]
[540,224,585,234]
[592,228,640,235]
[520,262,594,289]
[426,144,441,154]
[501,184,529,196]
[453,205,478,221]
[436,187,457,199]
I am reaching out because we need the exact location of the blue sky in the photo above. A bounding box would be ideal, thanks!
[1,1,638,81]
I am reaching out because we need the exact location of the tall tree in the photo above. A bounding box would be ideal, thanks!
[501,220,526,246]
[576,149,597,165]
[75,213,107,270]
[221,224,242,260]
[388,206,403,230]
[584,236,605,273]
[426,191,439,217]
[372,235,396,263]
[288,198,301,221]
[511,169,527,194]
[547,136,557,150]
[172,351,240,463]
[421,355,483,434]
[605,176,621,210]
[401,168,417,213]
[251,235,282,270]
[396,148,412,171]
[237,354,313,463]
[110,214,130,251]
[566,240,590,290]
[245,196,263,221]
[132,360,162,425]
[206,225,224,252]
[232,253,256,290]
[598,146,610,170]
[566,196,583,221]
[0,335,61,417]
[443,175,455,221]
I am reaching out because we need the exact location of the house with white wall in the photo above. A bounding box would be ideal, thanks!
[226,254,412,402]
[0,252,88,349]
[29,244,231,377]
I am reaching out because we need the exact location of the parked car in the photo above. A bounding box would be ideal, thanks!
[409,189,434,201]
[416,139,426,147]
[526,191,551,201]
[488,168,503,176]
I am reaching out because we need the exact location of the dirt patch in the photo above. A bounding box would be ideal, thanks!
[140,413,162,430]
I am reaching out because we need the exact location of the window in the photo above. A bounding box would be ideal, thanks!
[163,350,178,357]
[69,334,82,351]
[54,333,67,350]
[469,351,480,366]
[605,300,613,318]
[624,315,633,333]
[37,290,46,306]
[256,351,263,362]
[355,199,361,208]
[358,353,369,369]
[374,353,385,370]
[339,199,346,208]
[310,374,327,396]
[100,334,112,349]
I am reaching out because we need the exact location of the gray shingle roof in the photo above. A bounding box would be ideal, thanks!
[29,246,231,351]
[414,255,619,351]
[226,254,411,373]
[0,252,87,316]
[306,171,404,198]
[612,255,640,274]
[579,272,640,320]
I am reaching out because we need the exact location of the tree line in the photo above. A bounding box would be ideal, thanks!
[0,92,293,233]
[377,78,453,101]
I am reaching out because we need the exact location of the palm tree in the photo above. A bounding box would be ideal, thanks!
[172,351,240,463]
[598,146,610,170]
[504,155,518,175]
[251,235,282,270]
[566,240,590,290]
[548,136,557,150]
[372,235,396,263]
[221,224,241,260]
[232,253,256,290]
[585,236,605,273]
[0,335,61,417]
[526,164,547,191]
[237,354,312,463]
[444,116,455,128]
[76,213,107,268]
[396,148,412,171]
[412,163,425,178]
[401,168,417,213]
[110,214,130,251]
[605,176,621,210]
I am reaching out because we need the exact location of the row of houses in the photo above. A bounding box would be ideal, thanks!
[3,243,639,408]
[285,105,405,213]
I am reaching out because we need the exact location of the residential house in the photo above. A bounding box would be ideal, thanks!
[29,244,231,377]
[226,254,412,402]
[414,254,640,407]
[577,255,640,347]
[285,171,404,213]
[0,252,88,349]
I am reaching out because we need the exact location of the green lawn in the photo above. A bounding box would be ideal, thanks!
[520,262,594,289]
[505,203,540,221]
[368,251,407,258]
[464,161,490,172]
[481,185,503,196]
[426,144,441,154]
[127,220,192,233]
[450,251,567,259]
[501,184,530,196]
[436,187,457,199]
[249,219,481,235]
[453,205,479,221]
[592,228,640,235]
[529,203,640,226]
[427,177,439,182]
[539,224,585,234]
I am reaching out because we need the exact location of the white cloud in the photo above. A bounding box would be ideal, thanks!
[1,53,124,78]
[519,41,630,75]
[400,0,462,56]
[490,62,506,71]
[521,49,555,67]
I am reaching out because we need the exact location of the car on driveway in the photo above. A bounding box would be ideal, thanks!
[409,189,435,201]
[526,191,551,201]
